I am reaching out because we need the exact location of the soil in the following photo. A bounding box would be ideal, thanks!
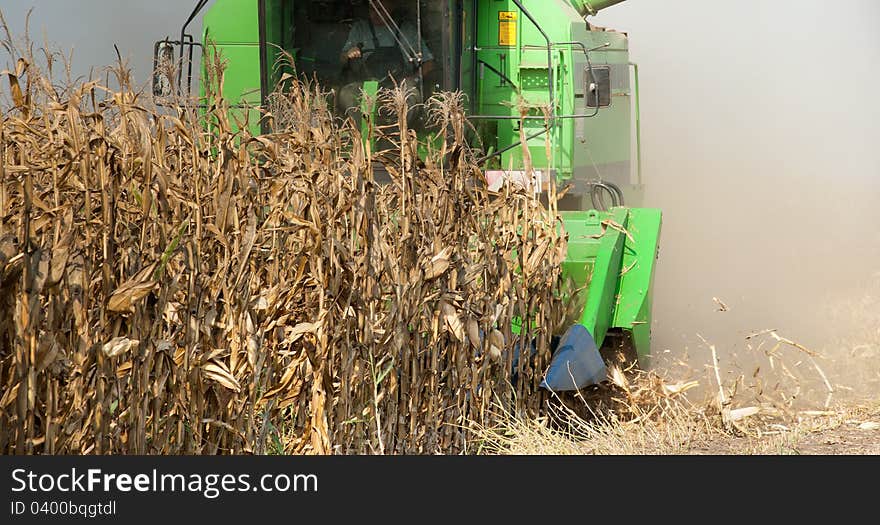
[691,403,880,455]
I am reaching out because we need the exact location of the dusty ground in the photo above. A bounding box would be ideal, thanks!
[690,403,880,455]
[476,382,880,455]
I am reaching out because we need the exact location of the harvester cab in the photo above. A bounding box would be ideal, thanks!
[152,0,662,391]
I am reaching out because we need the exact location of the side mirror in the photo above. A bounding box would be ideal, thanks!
[585,65,611,108]
[152,41,177,98]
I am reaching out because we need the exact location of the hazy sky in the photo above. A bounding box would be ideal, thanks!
[592,1,880,359]
[2,0,198,88]
[3,1,879,367]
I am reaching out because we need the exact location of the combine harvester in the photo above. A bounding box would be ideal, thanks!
[153,0,661,391]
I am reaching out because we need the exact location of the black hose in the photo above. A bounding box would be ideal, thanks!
[589,184,610,210]
[608,181,624,205]
[589,181,624,211]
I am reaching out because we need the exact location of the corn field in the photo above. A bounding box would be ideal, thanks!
[0,34,573,454]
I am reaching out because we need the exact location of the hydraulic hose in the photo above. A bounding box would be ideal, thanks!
[589,181,624,211]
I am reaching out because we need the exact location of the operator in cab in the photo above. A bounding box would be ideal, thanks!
[336,0,435,124]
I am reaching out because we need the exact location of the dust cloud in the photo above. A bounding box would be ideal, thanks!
[593,0,880,399]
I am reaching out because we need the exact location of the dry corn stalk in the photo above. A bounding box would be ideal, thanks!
[0,37,569,454]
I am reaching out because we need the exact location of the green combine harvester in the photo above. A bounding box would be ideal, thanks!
[153,0,661,390]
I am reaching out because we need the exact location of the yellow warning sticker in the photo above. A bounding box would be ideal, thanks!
[498,11,517,46]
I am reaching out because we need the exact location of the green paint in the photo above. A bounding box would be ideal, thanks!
[201,1,263,134]
[360,79,379,142]
[612,207,661,361]
[559,206,659,361]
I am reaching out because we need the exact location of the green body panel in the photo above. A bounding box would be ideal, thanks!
[201,2,264,133]
[359,80,380,138]
[194,0,661,370]
[203,1,260,42]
